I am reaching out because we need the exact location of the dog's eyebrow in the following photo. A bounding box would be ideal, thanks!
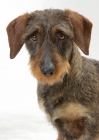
[52,24,74,38]
[22,25,42,40]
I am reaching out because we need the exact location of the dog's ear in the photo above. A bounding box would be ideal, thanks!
[66,10,92,55]
[6,13,29,59]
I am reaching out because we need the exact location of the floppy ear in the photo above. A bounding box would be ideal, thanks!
[6,13,29,59]
[66,10,92,55]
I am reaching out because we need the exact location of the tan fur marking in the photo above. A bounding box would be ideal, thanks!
[29,52,70,85]
[53,103,88,121]
[38,99,45,111]
[94,136,99,140]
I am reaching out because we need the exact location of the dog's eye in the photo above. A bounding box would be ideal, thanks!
[31,33,38,41]
[58,34,65,40]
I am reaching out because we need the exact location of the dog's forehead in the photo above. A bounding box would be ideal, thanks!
[29,9,71,28]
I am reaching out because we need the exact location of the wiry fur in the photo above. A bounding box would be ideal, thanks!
[6,9,99,140]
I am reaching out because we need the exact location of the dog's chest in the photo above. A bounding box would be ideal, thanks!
[37,78,98,121]
[37,85,92,135]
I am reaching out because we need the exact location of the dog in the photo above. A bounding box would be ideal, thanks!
[6,9,99,140]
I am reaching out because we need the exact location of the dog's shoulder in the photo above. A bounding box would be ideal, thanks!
[81,56,99,79]
[90,59,99,71]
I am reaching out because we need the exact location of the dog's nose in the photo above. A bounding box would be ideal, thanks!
[41,62,55,77]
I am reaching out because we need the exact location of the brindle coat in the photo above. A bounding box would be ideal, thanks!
[6,9,99,140]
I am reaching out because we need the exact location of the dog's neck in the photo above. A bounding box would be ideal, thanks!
[69,43,83,79]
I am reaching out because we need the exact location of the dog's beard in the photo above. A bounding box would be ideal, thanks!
[29,54,70,85]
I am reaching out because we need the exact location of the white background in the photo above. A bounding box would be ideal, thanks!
[0,0,99,140]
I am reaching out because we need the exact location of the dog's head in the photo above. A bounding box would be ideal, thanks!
[6,9,92,85]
